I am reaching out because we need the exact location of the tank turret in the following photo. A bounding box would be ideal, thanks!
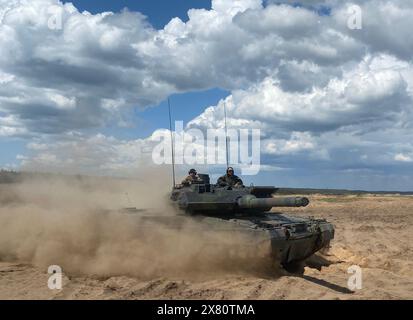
[171,177,309,215]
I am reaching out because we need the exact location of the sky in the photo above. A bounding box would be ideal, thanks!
[63,0,213,29]
[0,0,413,191]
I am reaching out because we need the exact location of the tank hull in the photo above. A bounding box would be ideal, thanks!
[212,213,335,265]
[139,212,334,266]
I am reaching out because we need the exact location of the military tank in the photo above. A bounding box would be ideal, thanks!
[169,174,335,271]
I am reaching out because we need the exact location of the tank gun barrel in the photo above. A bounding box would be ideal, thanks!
[237,196,309,209]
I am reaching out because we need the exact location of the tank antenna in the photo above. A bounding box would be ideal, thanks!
[168,98,176,187]
[224,101,229,168]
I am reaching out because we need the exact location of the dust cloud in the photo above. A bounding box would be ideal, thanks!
[0,173,275,279]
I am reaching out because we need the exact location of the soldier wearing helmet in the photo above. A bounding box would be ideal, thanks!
[217,167,244,188]
[181,168,202,186]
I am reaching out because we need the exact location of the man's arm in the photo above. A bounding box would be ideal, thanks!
[181,176,191,186]
[235,176,243,186]
[217,176,227,186]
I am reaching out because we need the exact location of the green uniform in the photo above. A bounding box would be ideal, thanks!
[217,174,243,187]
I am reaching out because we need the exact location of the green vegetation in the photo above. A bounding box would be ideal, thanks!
[0,170,22,184]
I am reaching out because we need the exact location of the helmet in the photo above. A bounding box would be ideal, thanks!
[189,168,197,174]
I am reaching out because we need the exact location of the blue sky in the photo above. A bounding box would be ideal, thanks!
[1,0,412,191]
[64,0,212,29]
[102,88,229,140]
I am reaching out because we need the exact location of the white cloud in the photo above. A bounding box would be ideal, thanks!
[188,54,413,136]
[263,132,316,155]
[1,0,403,136]
[212,0,262,15]
[0,70,14,84]
[394,153,412,162]
[333,1,413,61]
[46,92,76,110]
[1,0,413,189]
[0,114,27,137]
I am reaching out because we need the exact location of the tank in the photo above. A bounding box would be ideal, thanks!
[169,174,335,271]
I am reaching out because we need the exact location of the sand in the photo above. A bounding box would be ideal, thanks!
[0,177,412,300]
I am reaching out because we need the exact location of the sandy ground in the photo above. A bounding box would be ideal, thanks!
[0,193,412,300]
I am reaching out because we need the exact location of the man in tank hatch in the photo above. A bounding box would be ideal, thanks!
[217,167,244,188]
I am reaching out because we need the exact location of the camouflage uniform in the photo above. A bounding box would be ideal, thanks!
[181,175,202,186]
[217,174,243,187]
